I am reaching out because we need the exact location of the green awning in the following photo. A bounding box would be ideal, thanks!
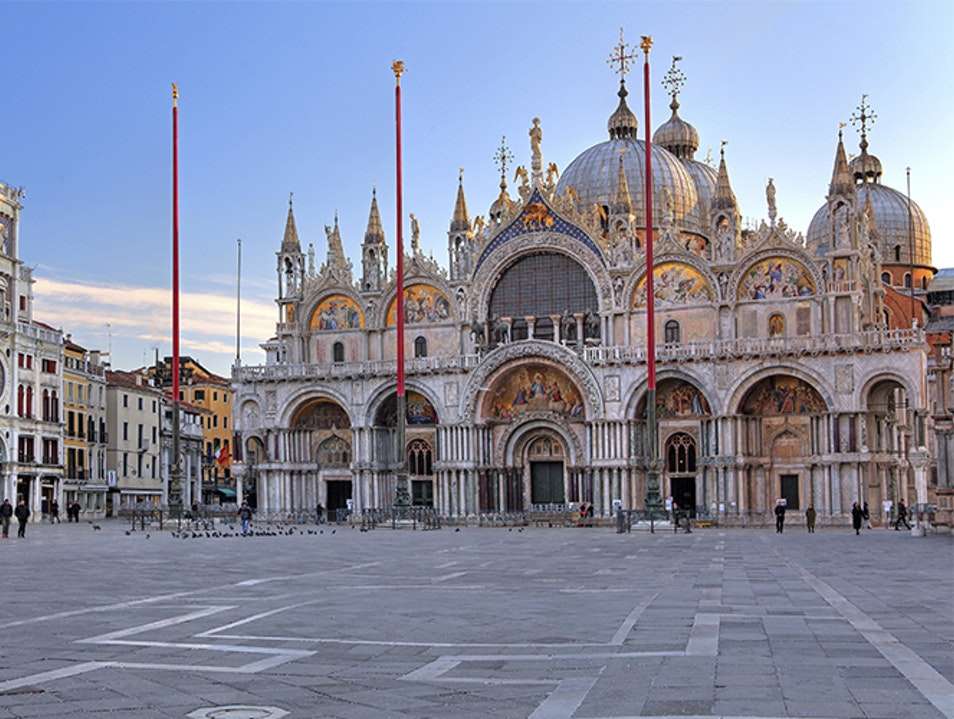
[213,487,237,499]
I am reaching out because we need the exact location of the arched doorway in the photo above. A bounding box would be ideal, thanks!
[636,378,711,515]
[291,399,353,515]
[527,435,566,506]
[739,374,827,515]
[243,436,267,510]
[865,378,911,515]
[666,432,697,516]
[373,390,438,508]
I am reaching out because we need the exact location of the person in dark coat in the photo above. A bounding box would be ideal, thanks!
[71,500,82,522]
[774,501,786,534]
[237,502,253,535]
[862,501,871,529]
[805,505,816,533]
[894,499,911,530]
[1,498,12,538]
[50,499,60,524]
[315,502,324,525]
[14,500,30,538]
[851,502,863,535]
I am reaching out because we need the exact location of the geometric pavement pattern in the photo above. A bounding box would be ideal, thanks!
[0,522,951,718]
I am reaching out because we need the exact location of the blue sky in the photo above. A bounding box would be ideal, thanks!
[5,1,951,375]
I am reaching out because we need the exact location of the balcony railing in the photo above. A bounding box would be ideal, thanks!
[234,328,924,383]
[18,321,62,344]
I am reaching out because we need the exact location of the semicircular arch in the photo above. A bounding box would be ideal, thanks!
[726,363,834,416]
[278,387,354,428]
[623,369,721,418]
[625,252,721,308]
[362,380,444,428]
[729,248,822,305]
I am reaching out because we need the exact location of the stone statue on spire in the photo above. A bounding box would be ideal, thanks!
[529,117,543,187]
[409,213,421,255]
[766,178,777,227]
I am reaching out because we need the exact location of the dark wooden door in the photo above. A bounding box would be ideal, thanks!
[530,461,565,505]
[780,474,799,510]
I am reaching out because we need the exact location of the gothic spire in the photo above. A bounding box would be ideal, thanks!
[364,187,385,243]
[281,192,300,252]
[828,126,854,198]
[450,169,471,232]
[713,141,737,211]
[612,150,633,214]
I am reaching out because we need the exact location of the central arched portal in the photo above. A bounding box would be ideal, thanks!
[291,399,353,515]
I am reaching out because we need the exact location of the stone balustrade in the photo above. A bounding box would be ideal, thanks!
[234,328,924,384]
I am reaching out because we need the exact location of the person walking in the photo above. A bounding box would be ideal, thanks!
[805,505,816,534]
[71,500,82,522]
[851,502,863,535]
[862,501,871,529]
[1,498,12,538]
[50,499,60,524]
[238,502,253,536]
[894,499,912,531]
[315,502,324,525]
[14,500,30,538]
[774,501,786,534]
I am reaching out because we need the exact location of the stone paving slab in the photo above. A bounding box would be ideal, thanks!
[0,520,951,718]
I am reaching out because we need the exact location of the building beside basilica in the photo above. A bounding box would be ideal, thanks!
[232,58,946,525]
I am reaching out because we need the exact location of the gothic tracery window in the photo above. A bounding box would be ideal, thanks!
[407,439,433,476]
[666,433,696,474]
[318,435,351,468]
[414,336,427,358]
[664,320,680,344]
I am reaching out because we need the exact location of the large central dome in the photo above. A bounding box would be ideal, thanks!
[557,137,703,233]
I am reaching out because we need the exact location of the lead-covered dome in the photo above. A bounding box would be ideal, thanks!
[807,182,932,266]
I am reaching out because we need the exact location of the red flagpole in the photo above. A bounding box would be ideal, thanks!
[393,61,405,400]
[171,84,181,403]
[641,39,655,393]
[392,60,410,507]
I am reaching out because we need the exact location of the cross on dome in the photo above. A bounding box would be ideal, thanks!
[607,27,637,80]
[662,56,686,108]
[493,136,514,182]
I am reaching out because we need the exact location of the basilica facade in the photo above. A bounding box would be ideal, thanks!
[231,64,938,525]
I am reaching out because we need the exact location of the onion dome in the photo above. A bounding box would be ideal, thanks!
[849,150,883,184]
[607,80,638,140]
[653,104,699,160]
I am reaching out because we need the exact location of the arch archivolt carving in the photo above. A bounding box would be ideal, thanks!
[622,368,720,418]
[362,379,444,427]
[625,252,721,309]
[468,234,613,321]
[278,386,354,428]
[725,362,834,416]
[495,417,584,468]
[727,247,824,306]
[460,341,604,423]
[856,368,921,411]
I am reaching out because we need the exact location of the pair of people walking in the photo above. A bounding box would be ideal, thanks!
[3,499,31,538]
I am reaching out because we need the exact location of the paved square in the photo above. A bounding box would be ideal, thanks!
[0,522,951,719]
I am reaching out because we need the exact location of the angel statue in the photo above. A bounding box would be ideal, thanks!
[514,165,531,200]
[545,162,560,191]
[529,117,543,175]
[472,214,486,239]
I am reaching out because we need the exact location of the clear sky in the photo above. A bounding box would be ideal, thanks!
[5,1,952,375]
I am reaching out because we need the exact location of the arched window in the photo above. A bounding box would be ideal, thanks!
[881,272,891,285]
[407,439,433,476]
[25,386,32,418]
[921,276,928,290]
[664,320,680,344]
[332,341,345,363]
[903,273,912,289]
[768,313,785,337]
[42,389,49,421]
[414,336,427,358]
[894,246,901,262]
[317,435,351,468]
[51,390,59,422]
[17,385,23,417]
[666,433,696,474]
[489,253,598,340]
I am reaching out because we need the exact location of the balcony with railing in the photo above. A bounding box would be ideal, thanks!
[234,328,925,384]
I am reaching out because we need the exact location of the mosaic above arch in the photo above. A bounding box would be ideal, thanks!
[738,257,815,301]
[741,376,827,416]
[375,390,438,426]
[292,400,351,429]
[484,363,585,422]
[310,294,364,331]
[633,262,714,308]
[386,284,451,326]
[656,380,711,418]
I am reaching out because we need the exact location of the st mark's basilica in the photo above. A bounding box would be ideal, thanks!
[231,47,946,526]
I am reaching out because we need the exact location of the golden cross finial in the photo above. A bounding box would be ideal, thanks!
[607,27,637,80]
[171,82,179,107]
[640,35,653,56]
[493,136,514,181]
[850,94,876,140]
[662,56,686,105]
